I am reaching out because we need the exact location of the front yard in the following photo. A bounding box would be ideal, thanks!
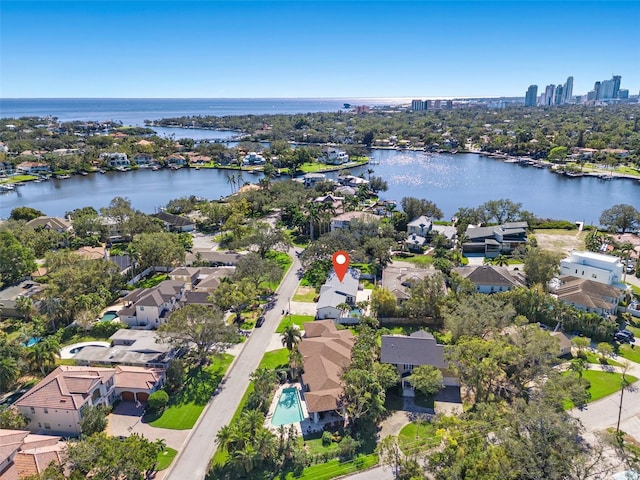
[147,353,233,429]
[398,421,439,455]
[563,369,638,409]
[276,315,315,333]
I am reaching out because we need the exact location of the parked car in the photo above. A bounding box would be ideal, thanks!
[256,316,265,327]
[614,330,634,343]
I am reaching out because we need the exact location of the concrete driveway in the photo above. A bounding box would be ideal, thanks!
[107,401,189,451]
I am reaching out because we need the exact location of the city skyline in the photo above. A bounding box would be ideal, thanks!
[1,1,639,99]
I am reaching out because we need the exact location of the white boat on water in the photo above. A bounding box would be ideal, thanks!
[0,184,16,191]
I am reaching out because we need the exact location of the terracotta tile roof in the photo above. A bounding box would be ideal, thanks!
[299,321,355,413]
[0,430,29,466]
[14,366,115,411]
[0,431,64,480]
[555,276,623,310]
[113,366,164,390]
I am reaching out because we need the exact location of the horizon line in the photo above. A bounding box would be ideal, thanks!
[0,95,524,101]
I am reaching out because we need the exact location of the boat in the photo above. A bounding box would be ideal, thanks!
[151,165,159,171]
[0,184,16,191]
[79,171,88,176]
[56,174,71,179]
[14,182,26,186]
[98,169,106,174]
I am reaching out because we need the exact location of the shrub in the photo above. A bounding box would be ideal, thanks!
[321,430,332,447]
[147,390,169,411]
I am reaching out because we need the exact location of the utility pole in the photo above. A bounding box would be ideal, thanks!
[616,373,630,432]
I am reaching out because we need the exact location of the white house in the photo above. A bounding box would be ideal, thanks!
[117,280,185,328]
[99,152,130,167]
[559,251,624,286]
[316,268,361,321]
[14,366,164,437]
[319,148,349,165]
[302,172,326,188]
[242,152,266,166]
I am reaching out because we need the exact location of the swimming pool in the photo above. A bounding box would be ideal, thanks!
[22,337,41,347]
[99,311,118,322]
[271,387,305,426]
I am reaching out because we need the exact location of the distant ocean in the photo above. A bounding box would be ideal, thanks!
[0,98,409,126]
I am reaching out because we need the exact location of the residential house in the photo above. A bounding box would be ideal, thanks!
[15,162,50,175]
[550,331,572,356]
[0,430,65,480]
[0,281,44,319]
[298,320,355,424]
[73,330,176,368]
[313,194,344,212]
[0,161,15,177]
[452,265,525,293]
[117,280,185,329]
[25,216,73,235]
[334,185,356,196]
[168,266,234,292]
[185,250,243,266]
[551,275,624,317]
[330,211,379,232]
[559,251,624,286]
[133,153,155,168]
[338,175,369,188]
[316,269,361,321]
[381,264,431,305]
[319,148,349,165]
[431,224,457,248]
[99,152,130,167]
[380,330,458,396]
[405,215,433,252]
[242,152,266,166]
[14,365,164,436]
[150,211,196,232]
[302,173,326,188]
[166,154,186,167]
[462,221,528,258]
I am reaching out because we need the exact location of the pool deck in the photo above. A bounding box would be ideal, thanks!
[265,383,309,435]
[59,341,110,359]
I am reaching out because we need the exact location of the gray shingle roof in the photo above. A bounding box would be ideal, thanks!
[380,331,447,368]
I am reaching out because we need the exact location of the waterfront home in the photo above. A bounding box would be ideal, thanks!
[462,221,528,258]
[559,251,624,287]
[15,161,50,175]
[99,152,130,167]
[430,224,457,248]
[330,211,380,232]
[14,365,164,436]
[316,268,361,321]
[132,152,155,167]
[319,148,349,165]
[0,161,15,176]
[150,211,196,232]
[166,154,186,167]
[242,152,266,166]
[302,172,326,188]
[380,331,458,397]
[338,174,369,188]
[73,330,176,369]
[381,264,431,306]
[0,429,64,479]
[405,215,433,252]
[452,265,525,294]
[551,275,624,317]
[313,194,344,212]
[25,216,73,235]
[298,320,355,424]
[117,280,185,329]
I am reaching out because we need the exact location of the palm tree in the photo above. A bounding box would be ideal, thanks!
[288,348,303,379]
[15,296,34,322]
[307,203,320,241]
[616,242,635,282]
[253,428,277,464]
[241,409,265,436]
[280,324,302,352]
[493,254,509,267]
[38,297,64,330]
[0,356,21,392]
[336,302,351,318]
[231,445,257,475]
[27,337,59,375]
[216,424,235,453]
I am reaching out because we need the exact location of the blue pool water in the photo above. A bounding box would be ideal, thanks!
[22,337,41,347]
[271,388,305,426]
[99,312,118,322]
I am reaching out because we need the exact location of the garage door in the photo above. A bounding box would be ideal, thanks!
[136,392,149,402]
[121,391,135,401]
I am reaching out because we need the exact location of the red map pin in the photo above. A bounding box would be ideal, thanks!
[332,251,350,282]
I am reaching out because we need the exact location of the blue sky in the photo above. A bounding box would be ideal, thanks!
[1,1,639,98]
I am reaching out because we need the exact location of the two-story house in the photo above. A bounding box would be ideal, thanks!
[14,366,164,437]
[462,221,528,258]
[405,215,432,252]
[559,251,624,287]
[330,211,379,232]
[316,268,361,321]
[118,280,185,328]
[551,275,624,317]
[99,152,130,168]
[452,265,525,294]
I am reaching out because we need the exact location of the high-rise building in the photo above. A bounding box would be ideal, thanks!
[434,100,442,109]
[612,75,621,99]
[618,89,629,100]
[525,85,538,107]
[563,76,574,104]
[544,84,556,106]
[554,85,564,105]
[411,100,426,111]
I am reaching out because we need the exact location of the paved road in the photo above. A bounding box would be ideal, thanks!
[165,248,303,480]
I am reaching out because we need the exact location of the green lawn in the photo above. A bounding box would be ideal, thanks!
[563,369,638,409]
[135,274,169,289]
[618,344,640,364]
[398,421,438,455]
[259,348,289,370]
[284,454,378,480]
[292,286,317,302]
[276,315,315,333]
[583,351,623,367]
[148,354,233,429]
[0,174,38,184]
[156,447,178,470]
[392,255,433,267]
[300,431,340,456]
